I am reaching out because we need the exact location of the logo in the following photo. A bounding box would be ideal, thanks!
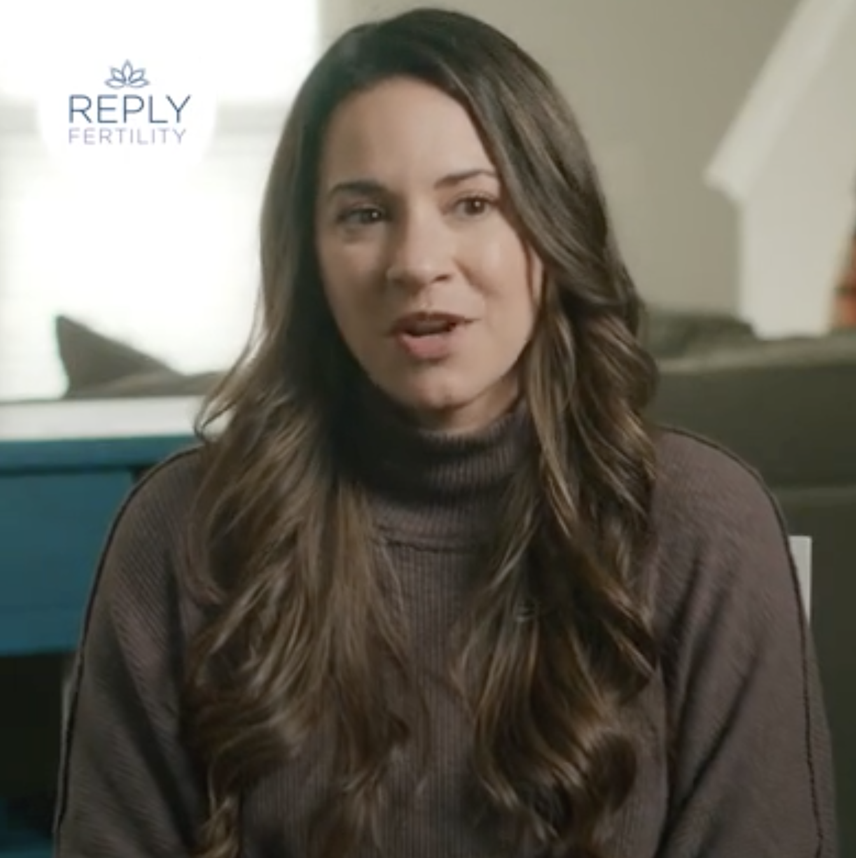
[37,53,217,185]
[63,60,194,149]
[105,60,150,89]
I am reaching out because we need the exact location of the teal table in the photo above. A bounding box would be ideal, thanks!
[0,397,198,858]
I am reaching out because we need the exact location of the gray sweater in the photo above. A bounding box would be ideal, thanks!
[54,407,837,857]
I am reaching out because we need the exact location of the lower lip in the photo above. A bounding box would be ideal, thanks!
[393,324,466,360]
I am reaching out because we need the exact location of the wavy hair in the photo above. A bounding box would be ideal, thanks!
[182,8,660,858]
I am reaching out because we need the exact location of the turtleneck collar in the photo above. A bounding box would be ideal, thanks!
[345,382,532,548]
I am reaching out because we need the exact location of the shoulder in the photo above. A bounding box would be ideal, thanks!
[90,445,205,614]
[651,425,785,544]
[647,427,801,633]
[108,445,204,554]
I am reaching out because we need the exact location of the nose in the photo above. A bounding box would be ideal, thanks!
[384,209,454,290]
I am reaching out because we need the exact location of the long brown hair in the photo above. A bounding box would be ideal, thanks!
[183,8,659,858]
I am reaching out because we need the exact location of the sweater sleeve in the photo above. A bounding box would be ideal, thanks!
[655,438,838,858]
[54,456,205,857]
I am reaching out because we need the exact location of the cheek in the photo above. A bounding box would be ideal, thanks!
[502,288,539,349]
[318,244,378,326]
[479,239,540,334]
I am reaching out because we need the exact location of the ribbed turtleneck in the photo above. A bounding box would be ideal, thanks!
[55,385,839,857]
[346,385,531,547]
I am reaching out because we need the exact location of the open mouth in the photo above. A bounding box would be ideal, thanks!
[392,312,467,337]
[390,312,470,360]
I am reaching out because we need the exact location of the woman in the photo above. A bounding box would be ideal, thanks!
[54,7,837,858]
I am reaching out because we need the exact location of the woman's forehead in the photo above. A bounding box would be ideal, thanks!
[317,78,495,189]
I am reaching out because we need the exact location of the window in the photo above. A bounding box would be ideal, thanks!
[0,1,318,400]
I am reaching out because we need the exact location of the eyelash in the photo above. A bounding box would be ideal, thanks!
[337,193,496,226]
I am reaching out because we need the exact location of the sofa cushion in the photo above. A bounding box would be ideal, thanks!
[55,315,217,399]
[641,307,757,359]
[651,331,856,487]
[65,369,219,400]
[55,315,176,394]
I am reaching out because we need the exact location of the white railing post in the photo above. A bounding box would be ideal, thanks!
[789,535,812,619]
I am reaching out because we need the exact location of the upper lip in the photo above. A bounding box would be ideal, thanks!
[389,311,471,334]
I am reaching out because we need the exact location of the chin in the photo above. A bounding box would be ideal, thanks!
[394,383,470,416]
[384,371,516,431]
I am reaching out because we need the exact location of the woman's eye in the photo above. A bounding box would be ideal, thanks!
[339,206,384,226]
[456,195,494,217]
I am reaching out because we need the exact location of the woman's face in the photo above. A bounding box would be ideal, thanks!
[315,76,541,432]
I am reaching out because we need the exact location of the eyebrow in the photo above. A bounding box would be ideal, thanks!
[325,168,498,201]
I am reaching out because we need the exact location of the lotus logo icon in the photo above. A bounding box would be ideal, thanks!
[105,60,150,90]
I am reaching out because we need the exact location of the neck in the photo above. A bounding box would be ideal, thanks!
[346,382,532,547]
